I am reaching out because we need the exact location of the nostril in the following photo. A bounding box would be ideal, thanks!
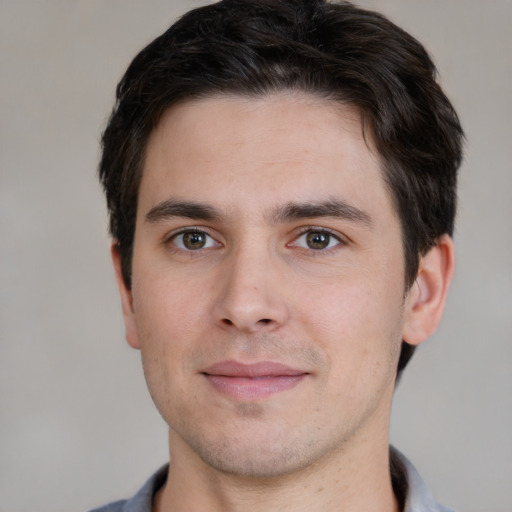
[221,318,271,327]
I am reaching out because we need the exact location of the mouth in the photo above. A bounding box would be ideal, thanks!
[201,360,308,400]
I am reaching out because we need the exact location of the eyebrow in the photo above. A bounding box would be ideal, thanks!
[145,197,373,228]
[267,199,373,227]
[145,199,221,223]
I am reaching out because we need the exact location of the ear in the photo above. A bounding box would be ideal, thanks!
[402,234,455,346]
[111,243,141,350]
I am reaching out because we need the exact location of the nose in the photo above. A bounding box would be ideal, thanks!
[213,245,290,334]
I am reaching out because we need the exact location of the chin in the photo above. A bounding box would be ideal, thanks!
[198,443,311,479]
[181,421,329,480]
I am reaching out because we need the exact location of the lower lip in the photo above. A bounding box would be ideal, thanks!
[203,374,306,400]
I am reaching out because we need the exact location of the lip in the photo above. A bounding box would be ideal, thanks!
[201,360,308,400]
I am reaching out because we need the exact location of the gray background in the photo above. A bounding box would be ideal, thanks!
[1,1,511,511]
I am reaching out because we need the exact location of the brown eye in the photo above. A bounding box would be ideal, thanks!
[293,230,342,251]
[183,231,206,249]
[173,230,217,250]
[306,232,331,250]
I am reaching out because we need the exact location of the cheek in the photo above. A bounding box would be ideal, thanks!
[130,275,196,386]
[300,280,404,415]
[297,273,405,368]
[132,276,201,415]
[133,266,210,341]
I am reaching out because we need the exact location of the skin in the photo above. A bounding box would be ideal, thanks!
[112,92,454,512]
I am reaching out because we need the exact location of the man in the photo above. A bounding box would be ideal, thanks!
[92,0,463,511]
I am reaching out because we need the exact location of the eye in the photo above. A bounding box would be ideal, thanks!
[293,230,342,250]
[171,230,218,251]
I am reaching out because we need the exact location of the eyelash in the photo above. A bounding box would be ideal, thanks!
[165,228,219,251]
[290,227,347,252]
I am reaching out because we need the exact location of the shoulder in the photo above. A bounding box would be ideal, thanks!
[87,465,168,512]
[88,501,126,512]
[391,447,455,512]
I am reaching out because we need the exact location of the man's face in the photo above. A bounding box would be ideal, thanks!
[117,92,418,478]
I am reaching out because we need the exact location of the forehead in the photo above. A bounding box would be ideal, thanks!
[139,92,392,221]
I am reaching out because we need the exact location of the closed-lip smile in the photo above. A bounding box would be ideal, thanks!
[201,360,308,400]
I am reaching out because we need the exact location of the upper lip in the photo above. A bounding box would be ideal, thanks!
[202,360,307,377]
